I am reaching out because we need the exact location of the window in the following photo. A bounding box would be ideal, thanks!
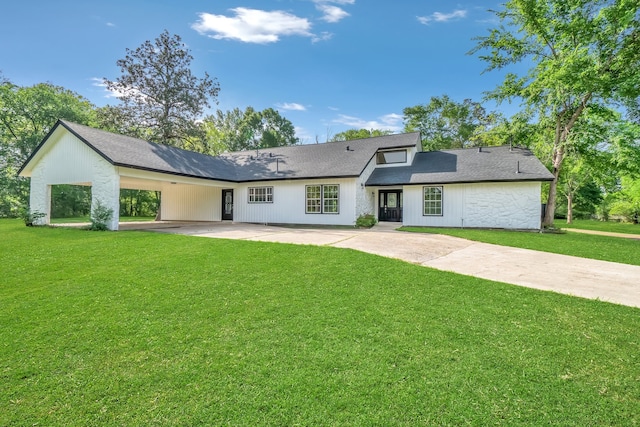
[423,186,443,216]
[249,186,273,203]
[376,150,407,164]
[306,184,340,214]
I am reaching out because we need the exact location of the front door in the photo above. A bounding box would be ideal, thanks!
[379,190,403,222]
[222,189,234,220]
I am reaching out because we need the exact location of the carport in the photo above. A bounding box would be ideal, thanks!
[18,120,233,230]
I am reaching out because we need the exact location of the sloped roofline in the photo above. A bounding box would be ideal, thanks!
[18,120,115,176]
[18,120,422,182]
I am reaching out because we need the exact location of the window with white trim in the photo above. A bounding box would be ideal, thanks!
[306,184,340,214]
[423,186,443,216]
[248,186,273,203]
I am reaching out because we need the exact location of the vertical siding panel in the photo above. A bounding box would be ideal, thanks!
[403,182,541,229]
[234,179,358,225]
[161,184,220,221]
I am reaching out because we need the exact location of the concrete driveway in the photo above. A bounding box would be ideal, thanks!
[145,221,640,309]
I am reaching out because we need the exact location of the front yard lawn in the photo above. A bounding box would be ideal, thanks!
[2,220,639,425]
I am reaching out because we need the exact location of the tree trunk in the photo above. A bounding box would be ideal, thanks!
[567,192,573,224]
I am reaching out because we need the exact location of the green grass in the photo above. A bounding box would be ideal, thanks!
[559,219,640,235]
[50,216,155,224]
[2,219,639,425]
[400,226,640,266]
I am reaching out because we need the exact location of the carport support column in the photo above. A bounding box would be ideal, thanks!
[29,169,51,225]
[91,173,120,230]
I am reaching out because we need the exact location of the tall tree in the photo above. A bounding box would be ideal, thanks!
[331,129,393,141]
[403,95,501,151]
[0,79,94,217]
[104,30,220,147]
[471,0,640,226]
[203,107,299,152]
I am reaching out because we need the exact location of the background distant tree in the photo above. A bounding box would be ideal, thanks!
[203,107,298,152]
[331,129,393,141]
[471,0,640,226]
[403,95,501,151]
[104,30,220,147]
[0,79,94,217]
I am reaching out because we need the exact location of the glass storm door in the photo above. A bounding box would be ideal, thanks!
[222,189,234,220]
[378,190,403,222]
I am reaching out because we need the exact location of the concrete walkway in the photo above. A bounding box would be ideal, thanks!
[146,222,640,309]
[563,227,640,240]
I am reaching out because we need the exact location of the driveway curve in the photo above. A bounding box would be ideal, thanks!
[145,222,640,309]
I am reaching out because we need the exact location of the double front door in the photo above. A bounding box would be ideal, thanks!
[379,190,402,222]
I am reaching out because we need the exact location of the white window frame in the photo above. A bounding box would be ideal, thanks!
[306,184,340,214]
[423,186,443,216]
[248,186,273,203]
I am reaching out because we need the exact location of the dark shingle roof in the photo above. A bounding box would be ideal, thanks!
[31,120,420,182]
[366,145,554,186]
[20,121,553,186]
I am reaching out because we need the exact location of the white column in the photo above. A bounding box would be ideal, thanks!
[91,173,120,230]
[29,172,51,226]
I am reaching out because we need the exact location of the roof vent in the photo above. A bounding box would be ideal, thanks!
[345,145,351,151]
[516,161,521,174]
[478,146,482,153]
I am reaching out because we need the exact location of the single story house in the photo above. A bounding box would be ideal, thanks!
[19,120,554,230]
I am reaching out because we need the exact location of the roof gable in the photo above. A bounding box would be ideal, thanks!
[366,145,554,186]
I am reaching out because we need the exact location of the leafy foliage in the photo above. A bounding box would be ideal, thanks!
[19,208,46,226]
[331,128,393,141]
[355,213,377,228]
[403,95,501,150]
[471,0,640,225]
[203,106,299,152]
[0,78,95,217]
[89,201,114,231]
[103,30,220,147]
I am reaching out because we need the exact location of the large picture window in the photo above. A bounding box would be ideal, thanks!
[249,186,273,203]
[423,186,443,216]
[306,184,339,214]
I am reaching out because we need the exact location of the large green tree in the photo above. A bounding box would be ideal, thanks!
[203,107,298,152]
[331,129,393,142]
[472,0,640,226]
[104,30,220,147]
[0,79,94,217]
[403,95,501,151]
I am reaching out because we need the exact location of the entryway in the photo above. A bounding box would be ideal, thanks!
[222,189,234,220]
[378,190,402,222]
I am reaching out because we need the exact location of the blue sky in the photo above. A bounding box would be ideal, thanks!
[1,1,512,144]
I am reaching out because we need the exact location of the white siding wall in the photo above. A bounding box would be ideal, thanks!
[161,183,221,221]
[403,181,542,229]
[355,157,378,218]
[28,131,120,229]
[234,178,358,225]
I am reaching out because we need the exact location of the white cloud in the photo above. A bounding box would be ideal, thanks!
[276,102,307,111]
[106,22,115,27]
[417,9,467,25]
[192,8,312,44]
[312,31,333,43]
[313,0,354,23]
[333,113,403,132]
[316,4,349,23]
